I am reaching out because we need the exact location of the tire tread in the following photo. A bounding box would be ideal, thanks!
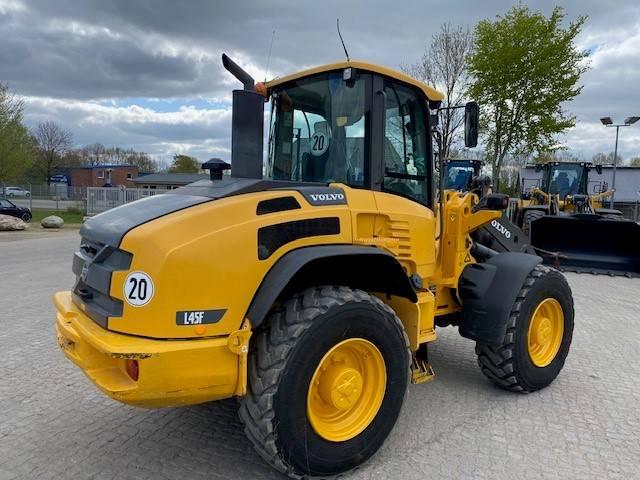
[238,286,409,478]
[475,264,570,393]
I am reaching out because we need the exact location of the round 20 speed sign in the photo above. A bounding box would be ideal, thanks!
[124,271,154,307]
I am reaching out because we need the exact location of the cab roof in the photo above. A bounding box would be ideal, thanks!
[265,60,445,102]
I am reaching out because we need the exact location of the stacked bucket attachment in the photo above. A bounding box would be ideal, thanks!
[529,214,640,277]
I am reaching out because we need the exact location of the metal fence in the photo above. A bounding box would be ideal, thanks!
[0,183,85,212]
[613,201,640,222]
[0,183,164,215]
[86,187,161,215]
[506,197,640,223]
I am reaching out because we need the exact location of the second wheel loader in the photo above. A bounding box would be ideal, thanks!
[55,54,575,478]
[516,161,640,276]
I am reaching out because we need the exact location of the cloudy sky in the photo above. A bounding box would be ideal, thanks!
[1,0,639,166]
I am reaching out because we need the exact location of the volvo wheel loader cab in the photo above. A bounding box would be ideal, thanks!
[516,161,640,276]
[55,54,575,478]
[443,158,483,191]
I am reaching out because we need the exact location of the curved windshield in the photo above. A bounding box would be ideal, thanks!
[267,71,367,185]
[444,163,475,190]
[544,164,586,199]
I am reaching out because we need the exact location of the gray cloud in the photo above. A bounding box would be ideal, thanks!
[2,0,640,163]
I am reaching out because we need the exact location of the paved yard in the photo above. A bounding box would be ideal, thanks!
[1,232,638,479]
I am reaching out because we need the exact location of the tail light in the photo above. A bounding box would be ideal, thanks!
[125,359,139,381]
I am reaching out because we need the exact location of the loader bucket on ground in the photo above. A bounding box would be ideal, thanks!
[529,214,640,277]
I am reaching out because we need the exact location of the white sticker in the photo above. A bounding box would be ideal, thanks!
[310,131,329,156]
[123,271,154,307]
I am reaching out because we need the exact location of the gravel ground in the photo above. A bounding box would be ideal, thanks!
[0,231,638,480]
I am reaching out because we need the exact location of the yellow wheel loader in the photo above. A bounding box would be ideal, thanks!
[441,158,535,256]
[515,161,640,276]
[55,54,575,478]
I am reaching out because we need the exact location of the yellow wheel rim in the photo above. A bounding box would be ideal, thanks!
[527,298,564,367]
[307,338,386,442]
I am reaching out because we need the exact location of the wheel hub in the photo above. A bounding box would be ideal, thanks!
[528,298,564,367]
[307,338,386,442]
[319,366,363,410]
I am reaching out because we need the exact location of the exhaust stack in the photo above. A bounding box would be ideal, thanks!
[222,54,263,179]
[222,54,255,91]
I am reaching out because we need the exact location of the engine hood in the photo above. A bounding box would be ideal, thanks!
[80,177,324,247]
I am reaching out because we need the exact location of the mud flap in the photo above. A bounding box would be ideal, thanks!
[530,214,640,277]
[458,252,542,345]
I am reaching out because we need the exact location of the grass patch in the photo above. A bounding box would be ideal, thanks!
[30,208,85,225]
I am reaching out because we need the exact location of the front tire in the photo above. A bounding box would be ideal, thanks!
[475,265,574,392]
[21,212,31,222]
[239,286,410,478]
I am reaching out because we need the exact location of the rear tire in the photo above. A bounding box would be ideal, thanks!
[475,265,574,392]
[522,209,545,237]
[239,286,410,478]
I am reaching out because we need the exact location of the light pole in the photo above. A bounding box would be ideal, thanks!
[600,116,639,208]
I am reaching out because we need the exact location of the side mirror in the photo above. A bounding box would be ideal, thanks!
[595,164,603,175]
[464,101,479,148]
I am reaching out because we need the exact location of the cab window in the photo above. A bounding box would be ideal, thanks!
[382,81,428,203]
[268,71,368,186]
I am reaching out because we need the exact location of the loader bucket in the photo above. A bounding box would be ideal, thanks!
[529,214,640,277]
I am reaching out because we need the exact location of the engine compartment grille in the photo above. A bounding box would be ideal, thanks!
[72,238,132,328]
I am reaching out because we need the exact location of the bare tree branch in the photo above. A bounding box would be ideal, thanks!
[33,120,73,185]
[402,23,472,158]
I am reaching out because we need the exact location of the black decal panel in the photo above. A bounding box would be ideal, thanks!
[176,309,226,325]
[258,217,341,260]
[256,196,301,215]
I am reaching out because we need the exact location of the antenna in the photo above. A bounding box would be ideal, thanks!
[337,19,350,62]
[264,30,276,82]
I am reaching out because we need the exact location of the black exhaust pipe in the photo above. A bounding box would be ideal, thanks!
[222,54,263,179]
[222,53,255,91]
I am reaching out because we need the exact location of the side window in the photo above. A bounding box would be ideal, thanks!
[382,81,428,204]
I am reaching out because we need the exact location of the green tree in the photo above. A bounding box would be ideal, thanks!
[468,6,588,190]
[0,84,34,183]
[592,152,622,165]
[629,156,640,167]
[168,154,200,173]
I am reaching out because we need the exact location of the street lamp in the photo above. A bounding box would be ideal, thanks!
[600,115,639,207]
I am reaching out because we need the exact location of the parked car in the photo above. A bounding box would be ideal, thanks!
[0,197,32,222]
[50,174,68,184]
[3,186,31,197]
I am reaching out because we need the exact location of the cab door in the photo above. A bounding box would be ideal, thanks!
[371,76,436,278]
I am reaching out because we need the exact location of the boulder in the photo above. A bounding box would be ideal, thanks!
[0,214,28,231]
[41,215,64,229]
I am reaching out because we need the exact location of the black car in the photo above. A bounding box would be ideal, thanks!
[0,197,32,222]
